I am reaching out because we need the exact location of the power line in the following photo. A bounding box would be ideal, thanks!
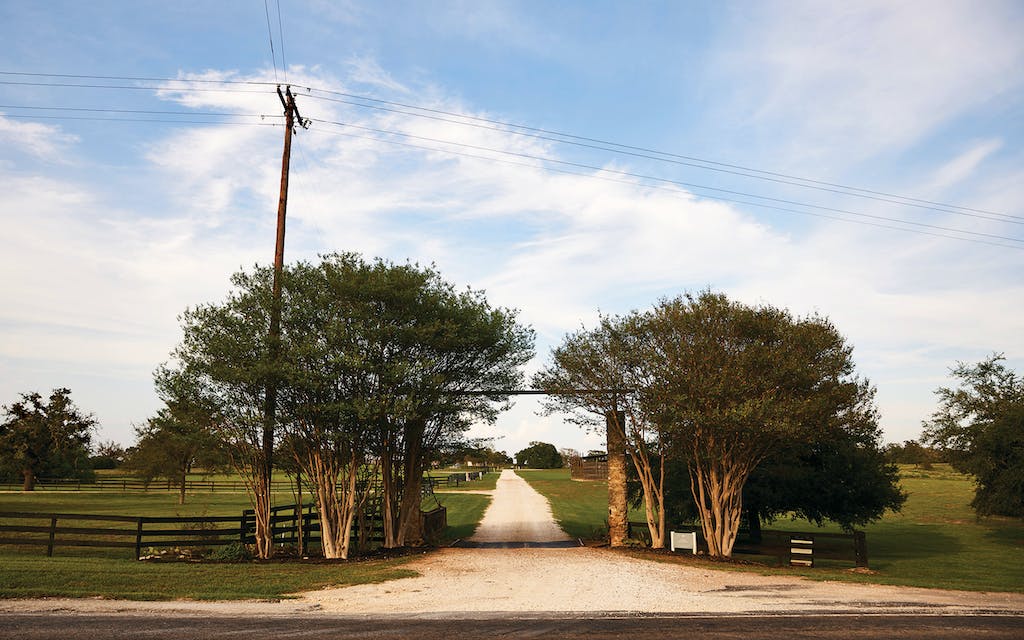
[263,0,279,82]
[0,71,280,86]
[299,88,1020,223]
[304,92,1021,225]
[1,113,282,126]
[309,124,1023,251]
[309,118,1024,246]
[1,93,1016,246]
[0,71,1012,222]
[276,0,287,83]
[0,104,283,118]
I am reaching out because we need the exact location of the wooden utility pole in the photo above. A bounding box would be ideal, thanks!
[263,86,308,505]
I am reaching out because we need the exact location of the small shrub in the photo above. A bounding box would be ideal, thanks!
[209,542,252,562]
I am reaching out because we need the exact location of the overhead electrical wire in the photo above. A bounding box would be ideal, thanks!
[299,88,1020,222]
[263,0,279,82]
[276,0,288,83]
[0,70,1013,222]
[0,104,283,118]
[307,118,1024,249]
[303,92,1021,226]
[309,124,1022,250]
[1,113,282,126]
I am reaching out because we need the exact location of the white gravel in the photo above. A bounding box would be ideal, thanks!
[3,469,1022,617]
[302,470,1024,616]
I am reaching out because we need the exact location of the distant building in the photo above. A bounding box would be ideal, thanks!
[569,452,607,481]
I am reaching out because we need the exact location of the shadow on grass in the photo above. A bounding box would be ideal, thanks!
[868,524,965,564]
[982,522,1024,546]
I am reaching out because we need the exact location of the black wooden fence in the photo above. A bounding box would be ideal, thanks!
[0,504,447,559]
[2,469,492,493]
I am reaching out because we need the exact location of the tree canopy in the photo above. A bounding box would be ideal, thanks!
[643,292,889,556]
[128,366,225,504]
[923,354,1024,517]
[0,388,96,490]
[515,441,563,468]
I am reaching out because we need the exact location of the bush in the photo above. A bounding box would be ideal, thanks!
[208,542,252,562]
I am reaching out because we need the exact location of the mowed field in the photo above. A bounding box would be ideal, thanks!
[0,472,493,600]
[517,465,1024,593]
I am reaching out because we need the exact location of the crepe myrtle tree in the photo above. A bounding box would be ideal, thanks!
[277,254,533,554]
[171,266,281,558]
[645,292,880,557]
[171,253,534,558]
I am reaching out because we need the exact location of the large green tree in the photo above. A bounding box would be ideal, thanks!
[0,388,96,490]
[644,292,881,557]
[515,441,563,468]
[169,253,533,557]
[923,354,1024,517]
[129,367,225,505]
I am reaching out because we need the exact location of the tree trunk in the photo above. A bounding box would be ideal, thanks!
[606,410,628,547]
[394,419,425,547]
[746,509,762,544]
[178,466,187,505]
[690,461,747,558]
[22,469,35,492]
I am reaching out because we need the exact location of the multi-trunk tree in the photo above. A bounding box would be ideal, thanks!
[534,315,669,548]
[537,291,898,557]
[167,252,533,558]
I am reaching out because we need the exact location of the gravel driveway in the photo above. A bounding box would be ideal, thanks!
[300,470,1024,616]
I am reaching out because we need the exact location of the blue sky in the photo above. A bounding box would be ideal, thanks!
[1,1,1022,457]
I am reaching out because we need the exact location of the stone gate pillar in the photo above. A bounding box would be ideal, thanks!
[606,409,627,547]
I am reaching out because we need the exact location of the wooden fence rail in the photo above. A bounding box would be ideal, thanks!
[0,503,447,559]
[3,469,492,493]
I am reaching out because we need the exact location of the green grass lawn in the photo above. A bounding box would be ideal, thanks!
[517,465,1024,593]
[428,492,492,541]
[0,554,417,600]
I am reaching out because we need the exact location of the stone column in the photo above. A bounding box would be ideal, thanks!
[606,409,628,547]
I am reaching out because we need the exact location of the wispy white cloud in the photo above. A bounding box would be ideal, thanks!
[0,115,79,161]
[924,139,1004,193]
[713,0,1024,166]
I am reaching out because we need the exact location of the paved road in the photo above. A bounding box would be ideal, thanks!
[1,612,1021,639]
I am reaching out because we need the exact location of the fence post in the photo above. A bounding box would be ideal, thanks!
[134,518,144,560]
[47,516,57,557]
[853,530,868,568]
